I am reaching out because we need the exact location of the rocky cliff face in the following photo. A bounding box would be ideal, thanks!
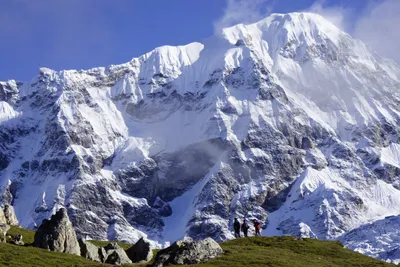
[1,12,400,262]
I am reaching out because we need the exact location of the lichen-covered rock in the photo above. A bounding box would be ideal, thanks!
[11,234,24,246]
[151,238,223,267]
[0,208,7,225]
[4,205,19,226]
[104,243,132,265]
[0,224,10,243]
[79,239,104,263]
[126,237,153,263]
[33,208,80,255]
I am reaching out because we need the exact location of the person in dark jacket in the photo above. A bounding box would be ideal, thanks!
[241,219,249,237]
[253,219,261,236]
[233,218,241,238]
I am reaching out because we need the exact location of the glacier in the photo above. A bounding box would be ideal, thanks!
[1,12,400,262]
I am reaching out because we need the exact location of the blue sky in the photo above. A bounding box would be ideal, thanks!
[0,0,397,81]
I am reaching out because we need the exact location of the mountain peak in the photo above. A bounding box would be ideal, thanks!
[222,12,344,48]
[2,9,400,264]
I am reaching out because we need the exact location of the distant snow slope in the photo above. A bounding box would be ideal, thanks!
[1,12,400,262]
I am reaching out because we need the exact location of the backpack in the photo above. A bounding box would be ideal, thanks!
[256,223,261,230]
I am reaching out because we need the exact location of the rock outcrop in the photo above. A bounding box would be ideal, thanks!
[152,238,223,267]
[104,243,132,265]
[78,239,106,263]
[33,208,80,255]
[4,205,18,226]
[0,223,10,243]
[126,237,153,263]
[0,208,7,225]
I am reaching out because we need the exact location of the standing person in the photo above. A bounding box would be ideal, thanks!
[233,218,241,238]
[253,219,261,236]
[241,219,249,237]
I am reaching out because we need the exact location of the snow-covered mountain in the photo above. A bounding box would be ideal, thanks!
[1,12,400,262]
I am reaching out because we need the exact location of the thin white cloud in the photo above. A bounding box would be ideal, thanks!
[213,0,271,33]
[307,0,353,32]
[305,0,400,64]
[353,0,400,63]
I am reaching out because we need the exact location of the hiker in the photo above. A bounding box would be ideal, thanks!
[241,219,249,237]
[233,218,241,238]
[253,219,261,236]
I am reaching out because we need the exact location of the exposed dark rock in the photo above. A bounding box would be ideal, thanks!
[263,182,294,212]
[153,197,172,217]
[301,137,314,150]
[0,153,9,172]
[125,237,153,263]
[118,138,226,203]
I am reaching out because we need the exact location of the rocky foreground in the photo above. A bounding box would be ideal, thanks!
[28,208,224,266]
[0,207,394,266]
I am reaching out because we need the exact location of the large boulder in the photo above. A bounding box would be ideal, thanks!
[151,238,223,267]
[104,243,132,265]
[78,239,106,263]
[126,237,153,263]
[0,224,10,243]
[4,205,19,226]
[33,208,80,255]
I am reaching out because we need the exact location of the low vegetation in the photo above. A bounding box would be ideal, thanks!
[0,242,99,267]
[194,236,394,267]
[6,226,35,244]
[0,228,394,267]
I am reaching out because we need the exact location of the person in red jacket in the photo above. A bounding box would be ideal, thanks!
[253,219,262,236]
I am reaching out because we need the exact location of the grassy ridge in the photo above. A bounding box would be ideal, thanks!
[192,236,393,267]
[0,227,394,267]
[6,226,35,244]
[0,242,99,267]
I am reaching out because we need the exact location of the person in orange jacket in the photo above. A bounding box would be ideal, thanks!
[253,219,262,236]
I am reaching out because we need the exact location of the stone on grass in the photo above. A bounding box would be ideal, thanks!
[151,237,223,267]
[33,208,80,255]
[104,243,132,265]
[126,237,153,263]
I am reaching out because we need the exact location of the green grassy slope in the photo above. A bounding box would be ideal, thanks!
[193,236,393,267]
[0,227,394,267]
[0,242,99,267]
[6,226,35,244]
